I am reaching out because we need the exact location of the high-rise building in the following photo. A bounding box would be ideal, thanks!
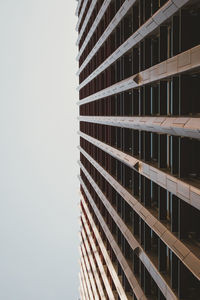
[76,0,200,299]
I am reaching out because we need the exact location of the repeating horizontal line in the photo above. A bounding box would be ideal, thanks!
[78,0,190,90]
[78,130,200,211]
[81,217,117,300]
[79,147,200,280]
[77,0,136,67]
[77,0,112,55]
[81,258,94,300]
[79,269,89,300]
[79,274,86,300]
[80,178,148,300]
[76,0,89,31]
[76,0,98,42]
[80,173,178,299]
[81,199,128,300]
[78,44,200,105]
[75,0,82,17]
[79,116,200,140]
[80,243,100,300]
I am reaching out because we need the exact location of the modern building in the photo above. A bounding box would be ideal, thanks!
[76,0,200,299]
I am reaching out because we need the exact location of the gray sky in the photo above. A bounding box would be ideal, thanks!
[0,0,79,299]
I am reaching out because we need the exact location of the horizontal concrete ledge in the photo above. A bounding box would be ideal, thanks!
[80,177,148,300]
[76,0,90,32]
[81,214,125,300]
[81,258,94,300]
[77,0,136,66]
[81,231,115,300]
[80,242,100,300]
[81,213,124,300]
[77,44,200,105]
[79,116,200,140]
[75,0,82,17]
[79,148,200,281]
[80,249,98,300]
[79,275,86,300]
[80,268,90,300]
[78,130,200,211]
[78,0,190,89]
[77,0,112,55]
[80,231,107,300]
[80,174,178,300]
[76,0,98,44]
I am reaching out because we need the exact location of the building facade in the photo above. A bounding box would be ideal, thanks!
[76,0,200,299]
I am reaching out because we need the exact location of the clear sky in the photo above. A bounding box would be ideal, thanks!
[0,0,79,299]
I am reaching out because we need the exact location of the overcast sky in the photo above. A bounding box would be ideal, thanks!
[0,1,79,299]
